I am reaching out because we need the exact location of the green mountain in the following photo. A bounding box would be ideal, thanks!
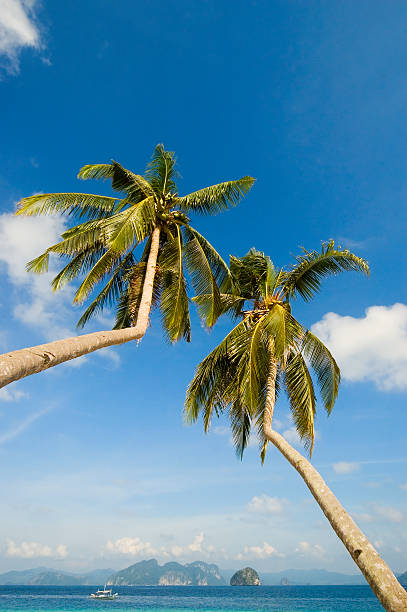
[398,571,407,584]
[0,567,114,586]
[107,559,225,586]
[230,567,260,586]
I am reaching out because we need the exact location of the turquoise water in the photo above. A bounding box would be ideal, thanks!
[0,585,385,611]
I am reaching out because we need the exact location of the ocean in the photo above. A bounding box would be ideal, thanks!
[0,585,385,611]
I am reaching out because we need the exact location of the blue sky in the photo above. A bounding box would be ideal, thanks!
[0,0,406,576]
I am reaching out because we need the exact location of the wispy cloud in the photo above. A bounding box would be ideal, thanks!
[237,541,283,560]
[246,494,286,515]
[0,386,28,402]
[0,406,50,445]
[295,541,325,557]
[332,461,360,475]
[0,0,43,75]
[373,505,404,524]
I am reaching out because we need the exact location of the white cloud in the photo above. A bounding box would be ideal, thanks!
[106,537,158,557]
[333,461,360,475]
[212,426,229,436]
[0,212,121,366]
[283,426,301,446]
[311,304,407,391]
[352,512,373,523]
[188,532,204,552]
[237,541,282,560]
[374,505,404,523]
[55,544,68,558]
[0,212,76,340]
[106,533,209,560]
[246,494,285,515]
[0,387,28,402]
[0,0,42,74]
[7,539,67,558]
[295,541,325,557]
[0,406,50,445]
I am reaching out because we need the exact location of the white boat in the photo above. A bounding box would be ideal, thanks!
[90,586,118,600]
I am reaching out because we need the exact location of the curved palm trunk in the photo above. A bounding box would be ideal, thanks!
[0,227,161,390]
[263,357,407,612]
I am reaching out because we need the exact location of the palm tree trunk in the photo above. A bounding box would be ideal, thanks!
[263,355,407,612]
[0,227,161,390]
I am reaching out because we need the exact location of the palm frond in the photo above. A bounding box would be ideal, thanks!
[176,176,255,215]
[302,331,340,414]
[184,319,248,426]
[77,164,114,181]
[230,400,252,460]
[159,226,190,342]
[77,252,136,328]
[16,193,117,220]
[193,293,245,320]
[145,144,178,195]
[51,247,105,291]
[182,225,233,293]
[229,249,270,300]
[183,237,222,327]
[73,249,121,304]
[105,197,156,253]
[26,251,51,274]
[284,240,370,302]
[238,316,270,418]
[259,305,304,362]
[284,352,316,455]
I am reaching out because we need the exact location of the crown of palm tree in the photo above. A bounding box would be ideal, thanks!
[185,242,369,458]
[17,145,255,342]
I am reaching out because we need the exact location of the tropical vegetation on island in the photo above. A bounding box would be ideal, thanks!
[185,244,407,612]
[0,145,254,389]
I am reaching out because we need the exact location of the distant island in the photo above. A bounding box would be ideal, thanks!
[0,562,406,586]
[107,559,225,586]
[230,567,260,586]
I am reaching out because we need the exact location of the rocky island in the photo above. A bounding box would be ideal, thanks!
[230,567,260,586]
[107,559,225,586]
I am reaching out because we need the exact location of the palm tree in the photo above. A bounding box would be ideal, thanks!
[0,145,254,389]
[185,243,407,612]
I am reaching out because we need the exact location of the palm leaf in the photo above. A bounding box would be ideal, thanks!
[193,293,245,321]
[79,162,154,207]
[73,249,121,304]
[184,319,248,426]
[145,144,178,195]
[16,193,117,220]
[51,247,105,291]
[176,176,255,215]
[284,240,370,301]
[230,400,252,460]
[302,331,340,414]
[182,225,233,293]
[106,197,156,253]
[284,352,316,455]
[77,252,136,328]
[183,237,222,327]
[159,226,190,342]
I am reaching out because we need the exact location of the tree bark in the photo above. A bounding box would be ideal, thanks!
[263,356,407,612]
[0,226,161,389]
